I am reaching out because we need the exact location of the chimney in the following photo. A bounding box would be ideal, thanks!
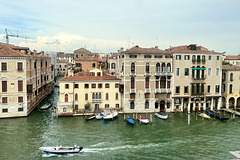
[41,51,44,57]
[27,50,31,56]
[155,46,158,49]
[33,50,37,56]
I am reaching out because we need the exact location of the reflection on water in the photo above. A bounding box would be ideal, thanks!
[0,87,239,159]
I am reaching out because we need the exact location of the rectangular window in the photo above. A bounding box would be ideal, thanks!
[18,80,23,92]
[176,86,180,94]
[116,104,119,108]
[2,81,7,92]
[105,104,109,108]
[2,97,7,103]
[74,84,79,88]
[90,72,95,76]
[18,108,23,112]
[176,68,180,76]
[209,56,212,60]
[144,55,152,58]
[17,62,23,71]
[130,93,135,99]
[176,55,181,60]
[85,94,88,100]
[1,62,7,71]
[184,55,190,60]
[2,108,8,113]
[208,68,211,76]
[97,72,101,76]
[98,84,102,88]
[184,86,188,94]
[65,84,69,89]
[216,68,219,76]
[130,101,134,109]
[84,84,89,88]
[215,85,219,93]
[145,101,149,109]
[92,84,96,88]
[105,83,109,88]
[154,55,162,58]
[18,96,23,103]
[115,83,119,88]
[185,68,189,76]
[217,56,219,60]
[129,55,137,58]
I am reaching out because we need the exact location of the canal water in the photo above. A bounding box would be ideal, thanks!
[0,86,240,160]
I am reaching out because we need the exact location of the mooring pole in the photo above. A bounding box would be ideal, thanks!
[188,111,190,125]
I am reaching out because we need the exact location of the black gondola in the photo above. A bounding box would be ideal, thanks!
[206,110,230,120]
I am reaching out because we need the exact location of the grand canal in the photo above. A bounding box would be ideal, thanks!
[0,86,240,160]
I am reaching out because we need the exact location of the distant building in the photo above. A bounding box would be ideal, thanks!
[107,53,118,76]
[222,65,240,109]
[224,54,240,66]
[74,48,94,59]
[57,60,72,76]
[57,68,121,116]
[57,52,74,63]
[73,56,100,72]
[0,43,54,118]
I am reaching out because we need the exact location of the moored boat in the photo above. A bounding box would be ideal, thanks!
[103,111,118,120]
[126,116,134,125]
[206,110,230,120]
[40,104,52,110]
[198,112,210,119]
[137,115,149,124]
[96,113,104,120]
[39,146,83,154]
[155,112,168,120]
[86,115,96,121]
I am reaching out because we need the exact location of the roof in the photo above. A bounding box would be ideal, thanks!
[225,55,240,60]
[124,45,165,54]
[165,44,223,54]
[57,53,74,57]
[222,64,240,71]
[0,43,28,57]
[74,47,92,54]
[60,71,121,82]
[75,56,99,61]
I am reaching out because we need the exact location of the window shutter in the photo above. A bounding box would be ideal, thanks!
[2,63,7,71]
[18,80,23,91]
[2,81,7,92]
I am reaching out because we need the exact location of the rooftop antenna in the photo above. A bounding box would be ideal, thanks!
[5,28,33,44]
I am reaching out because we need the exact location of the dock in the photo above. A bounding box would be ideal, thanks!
[221,108,240,116]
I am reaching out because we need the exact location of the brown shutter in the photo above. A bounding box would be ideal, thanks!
[2,63,7,71]
[18,80,23,91]
[18,62,23,71]
[18,97,23,103]
[65,94,68,102]
[2,97,7,103]
[2,81,7,92]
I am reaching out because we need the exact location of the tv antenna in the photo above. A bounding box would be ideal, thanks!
[5,28,33,44]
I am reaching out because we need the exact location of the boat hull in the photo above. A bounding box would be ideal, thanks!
[155,112,168,120]
[198,113,210,119]
[126,117,134,125]
[137,115,149,124]
[39,147,83,154]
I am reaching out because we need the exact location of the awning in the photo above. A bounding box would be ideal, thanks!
[192,68,206,70]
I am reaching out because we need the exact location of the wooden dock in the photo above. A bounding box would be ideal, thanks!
[221,108,240,116]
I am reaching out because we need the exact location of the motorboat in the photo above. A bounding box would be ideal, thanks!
[206,110,230,120]
[198,112,210,119]
[112,111,118,118]
[40,104,52,110]
[39,146,83,154]
[96,113,104,120]
[137,115,149,124]
[126,116,134,125]
[86,115,96,121]
[155,112,168,120]
[103,111,118,120]
[230,151,240,159]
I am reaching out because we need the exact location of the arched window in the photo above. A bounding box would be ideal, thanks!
[229,84,233,94]
[156,63,160,72]
[106,93,109,100]
[161,63,165,72]
[196,65,200,79]
[85,93,88,100]
[160,76,166,89]
[131,62,135,72]
[146,63,150,73]
[115,93,118,100]
[92,93,95,99]
[155,76,159,89]
[99,93,101,99]
[131,76,135,89]
[167,63,171,72]
[230,73,233,81]
[75,93,78,101]
[65,94,68,102]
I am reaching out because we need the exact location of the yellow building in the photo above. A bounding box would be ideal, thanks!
[0,43,54,118]
[58,68,121,116]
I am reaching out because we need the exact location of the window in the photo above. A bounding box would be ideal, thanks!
[115,83,119,88]
[18,108,23,112]
[130,93,135,99]
[111,63,115,69]
[98,84,102,88]
[207,85,211,93]
[155,102,158,109]
[92,63,96,68]
[18,96,23,103]
[90,72,95,76]
[176,55,181,60]
[184,68,189,76]
[131,77,135,89]
[2,108,8,113]
[75,93,78,100]
[63,108,67,112]
[92,84,96,88]
[216,68,219,76]
[145,101,149,109]
[84,84,89,88]
[129,55,137,58]
[176,86,180,94]
[106,93,109,100]
[184,55,190,60]
[230,73,233,81]
[97,72,101,76]
[131,62,135,72]
[217,56,220,60]
[130,101,134,109]
[197,55,201,62]
[156,63,160,72]
[223,84,226,92]
[105,83,109,88]
[209,56,212,60]
[146,63,150,72]
[85,93,88,100]
[76,63,81,67]
[2,97,7,103]
[65,84,69,89]
[155,55,162,58]
[144,55,151,58]
[202,55,206,62]
[192,55,196,61]
[115,93,118,100]
[184,86,188,94]
[215,85,220,93]
[116,104,119,108]
[105,104,109,108]
[176,68,180,76]
[2,81,7,92]
[17,62,23,71]
[1,62,7,71]
[74,84,79,88]
[145,77,149,89]
[65,94,68,102]
[229,84,233,94]
[208,68,211,76]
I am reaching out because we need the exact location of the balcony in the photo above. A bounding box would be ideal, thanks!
[145,72,151,76]
[160,88,171,94]
[155,88,160,93]
[92,99,102,103]
[130,89,136,93]
[192,75,206,81]
[144,88,150,93]
[155,71,172,76]
[192,59,206,64]
[130,71,136,76]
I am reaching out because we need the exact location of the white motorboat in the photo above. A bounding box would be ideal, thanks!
[39,146,83,154]
[40,104,52,110]
[103,111,118,120]
[137,115,149,124]
[96,113,104,120]
[155,112,168,120]
[113,111,118,118]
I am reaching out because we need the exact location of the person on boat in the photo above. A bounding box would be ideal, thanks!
[74,144,77,150]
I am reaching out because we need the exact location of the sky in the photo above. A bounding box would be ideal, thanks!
[0,0,240,54]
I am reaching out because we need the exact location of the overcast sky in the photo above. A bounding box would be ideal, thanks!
[0,0,240,54]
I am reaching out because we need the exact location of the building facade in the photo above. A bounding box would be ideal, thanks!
[224,54,240,66]
[58,68,121,116]
[0,43,54,118]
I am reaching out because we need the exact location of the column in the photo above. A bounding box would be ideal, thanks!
[181,98,184,111]
[187,98,190,112]
[193,100,196,111]
[171,99,175,112]
[217,97,221,110]
[210,98,214,110]
[226,100,229,110]
[203,97,206,110]
[234,98,237,110]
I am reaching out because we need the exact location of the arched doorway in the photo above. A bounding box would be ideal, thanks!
[160,100,165,112]
[229,97,235,109]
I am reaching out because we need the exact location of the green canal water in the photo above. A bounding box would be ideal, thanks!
[0,87,240,160]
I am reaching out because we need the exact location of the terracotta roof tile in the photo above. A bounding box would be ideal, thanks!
[222,64,240,70]
[124,45,164,53]
[0,44,28,57]
[225,55,240,60]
